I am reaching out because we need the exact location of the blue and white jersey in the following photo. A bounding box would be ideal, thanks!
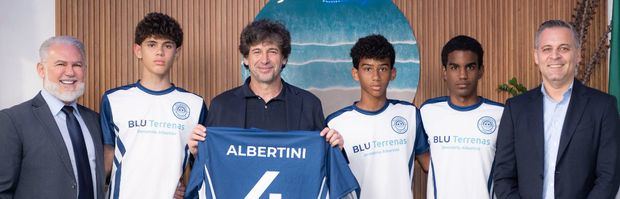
[185,127,360,199]
[100,81,207,199]
[326,100,429,199]
[420,96,503,199]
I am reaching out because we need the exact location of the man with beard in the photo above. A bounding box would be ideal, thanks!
[0,36,105,199]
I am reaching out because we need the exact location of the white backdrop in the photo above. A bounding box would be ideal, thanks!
[0,0,54,109]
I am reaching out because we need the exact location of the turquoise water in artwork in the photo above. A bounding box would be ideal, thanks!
[243,0,420,108]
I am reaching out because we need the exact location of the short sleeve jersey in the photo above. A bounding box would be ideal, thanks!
[420,96,503,199]
[326,100,429,199]
[100,82,207,199]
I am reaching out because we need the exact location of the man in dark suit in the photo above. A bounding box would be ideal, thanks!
[493,19,620,199]
[187,19,343,156]
[0,36,104,199]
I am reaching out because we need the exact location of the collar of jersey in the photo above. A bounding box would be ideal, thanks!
[135,80,176,95]
[352,100,390,115]
[447,96,483,112]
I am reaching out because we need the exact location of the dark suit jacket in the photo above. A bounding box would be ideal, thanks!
[207,80,325,131]
[0,93,105,199]
[494,80,620,199]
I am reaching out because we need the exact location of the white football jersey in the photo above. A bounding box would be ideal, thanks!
[100,82,207,199]
[421,96,503,199]
[326,100,429,199]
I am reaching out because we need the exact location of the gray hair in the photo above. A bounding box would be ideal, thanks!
[534,19,581,49]
[39,36,86,64]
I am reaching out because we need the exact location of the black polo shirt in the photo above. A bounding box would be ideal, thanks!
[241,80,288,131]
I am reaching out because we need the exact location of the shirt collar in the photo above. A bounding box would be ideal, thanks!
[135,80,176,95]
[242,77,287,100]
[241,78,255,97]
[541,80,574,103]
[40,89,79,116]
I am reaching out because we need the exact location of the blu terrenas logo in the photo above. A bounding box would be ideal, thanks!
[243,0,421,115]
[172,102,190,120]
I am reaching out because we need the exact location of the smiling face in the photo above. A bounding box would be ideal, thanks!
[443,50,483,101]
[37,43,86,103]
[534,27,581,88]
[134,36,178,77]
[244,42,286,85]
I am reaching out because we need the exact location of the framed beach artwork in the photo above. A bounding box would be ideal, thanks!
[243,0,421,115]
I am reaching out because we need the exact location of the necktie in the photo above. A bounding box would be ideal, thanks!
[61,106,94,199]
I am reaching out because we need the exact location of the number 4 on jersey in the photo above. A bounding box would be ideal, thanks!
[245,171,282,199]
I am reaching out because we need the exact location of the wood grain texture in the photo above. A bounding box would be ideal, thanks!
[57,0,609,198]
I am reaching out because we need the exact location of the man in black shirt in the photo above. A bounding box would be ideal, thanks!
[188,19,343,155]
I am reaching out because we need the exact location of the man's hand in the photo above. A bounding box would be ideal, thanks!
[320,127,344,149]
[173,181,185,199]
[188,124,207,155]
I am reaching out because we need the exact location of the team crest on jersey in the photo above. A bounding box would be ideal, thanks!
[477,116,496,134]
[391,116,408,134]
[172,102,190,120]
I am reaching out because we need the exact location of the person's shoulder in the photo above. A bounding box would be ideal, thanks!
[420,96,449,109]
[579,84,617,106]
[103,83,137,96]
[581,84,613,99]
[505,86,542,105]
[210,85,244,107]
[387,99,416,108]
[0,95,43,121]
[325,104,356,123]
[285,82,321,102]
[481,97,504,108]
[77,104,99,120]
[174,86,205,101]
[1,98,35,116]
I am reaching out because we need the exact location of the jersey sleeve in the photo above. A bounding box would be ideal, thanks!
[327,146,360,198]
[414,108,430,155]
[185,140,212,199]
[100,94,116,145]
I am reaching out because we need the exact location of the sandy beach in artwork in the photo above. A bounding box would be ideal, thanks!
[307,87,417,116]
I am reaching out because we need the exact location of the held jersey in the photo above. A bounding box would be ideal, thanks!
[420,96,503,199]
[185,127,360,199]
[100,82,207,199]
[325,100,429,199]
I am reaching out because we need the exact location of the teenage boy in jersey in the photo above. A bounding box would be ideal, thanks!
[420,35,503,199]
[99,12,207,199]
[188,19,342,155]
[325,34,430,199]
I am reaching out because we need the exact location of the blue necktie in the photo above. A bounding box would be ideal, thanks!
[61,106,94,199]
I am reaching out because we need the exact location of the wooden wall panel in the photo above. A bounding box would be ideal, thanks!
[57,0,610,198]
[401,0,609,107]
[57,0,268,111]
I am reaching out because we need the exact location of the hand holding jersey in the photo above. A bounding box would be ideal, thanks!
[189,125,344,155]
[185,127,359,199]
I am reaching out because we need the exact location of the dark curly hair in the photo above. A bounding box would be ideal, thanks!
[239,19,291,68]
[350,34,395,69]
[441,35,483,68]
[134,12,183,47]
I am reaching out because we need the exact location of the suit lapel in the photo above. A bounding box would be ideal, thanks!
[32,93,75,179]
[79,106,104,194]
[556,81,589,163]
[527,88,546,164]
[284,82,301,130]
